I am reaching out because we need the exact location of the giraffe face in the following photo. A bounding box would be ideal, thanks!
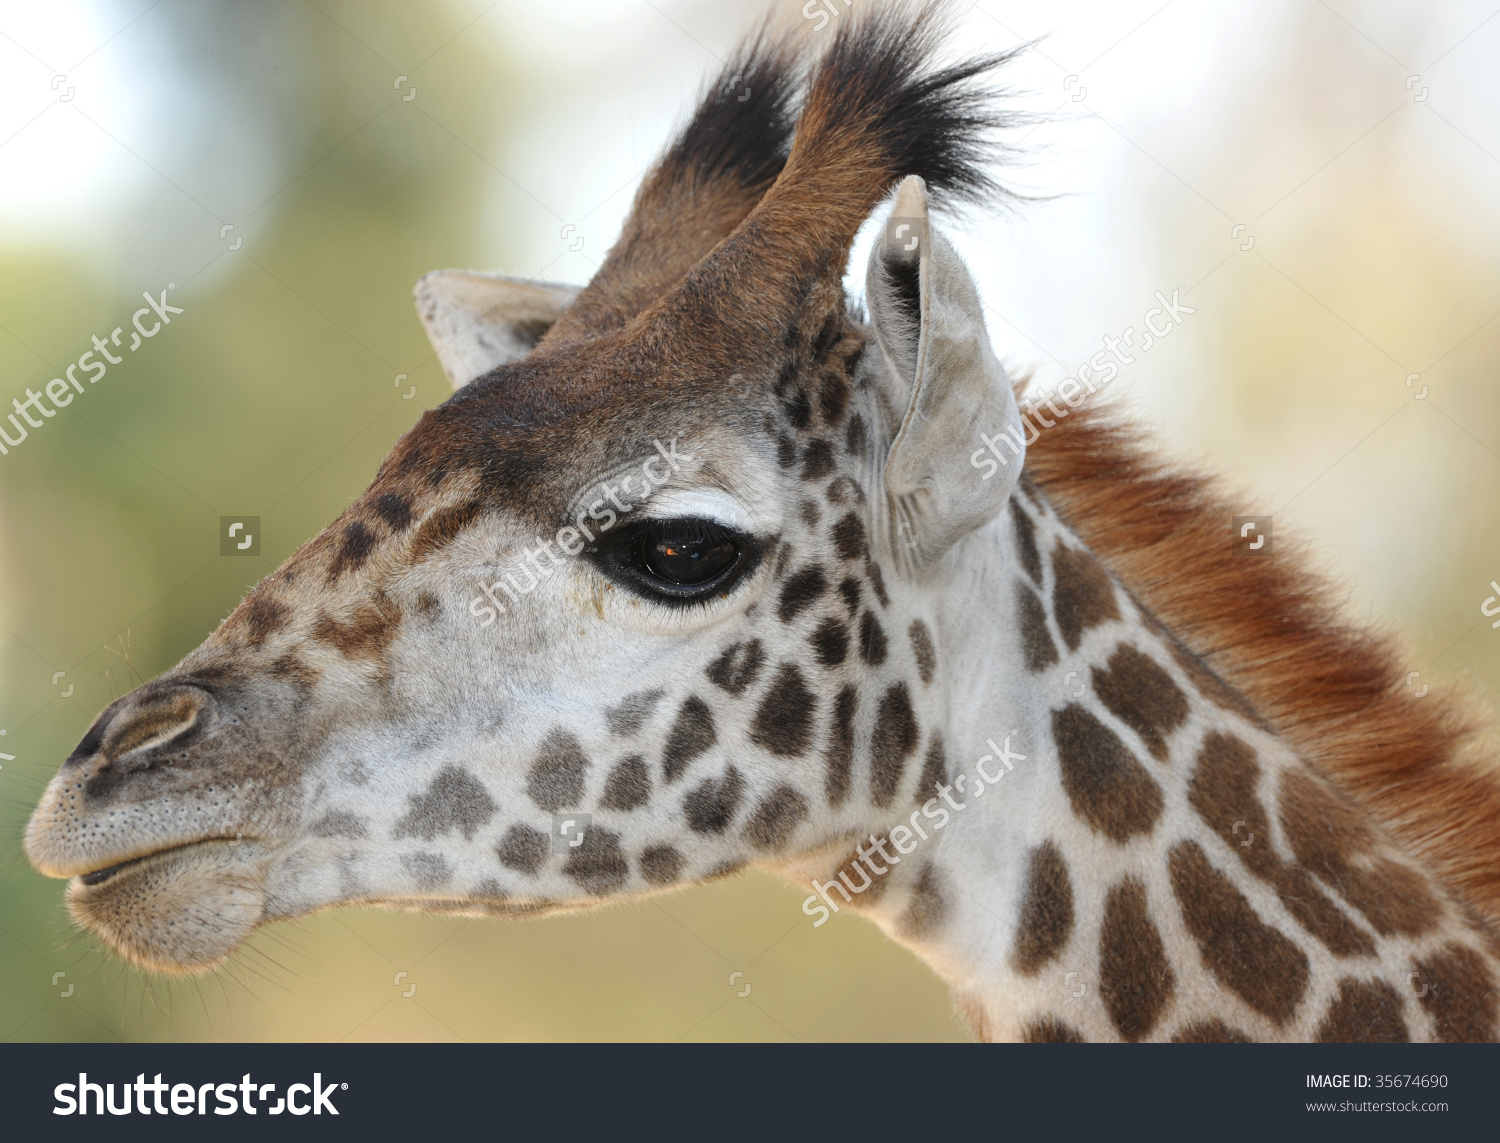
[26,161,1022,974]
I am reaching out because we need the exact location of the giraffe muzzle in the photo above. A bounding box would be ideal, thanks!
[64,837,270,974]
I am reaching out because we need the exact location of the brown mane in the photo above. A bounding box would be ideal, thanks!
[1023,395,1500,934]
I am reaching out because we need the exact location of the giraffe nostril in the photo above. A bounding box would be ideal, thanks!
[99,685,213,763]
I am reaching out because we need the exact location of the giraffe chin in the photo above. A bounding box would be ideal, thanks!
[65,839,268,974]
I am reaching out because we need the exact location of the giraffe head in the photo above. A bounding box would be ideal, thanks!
[26,9,1028,972]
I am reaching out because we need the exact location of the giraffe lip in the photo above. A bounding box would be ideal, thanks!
[74,837,253,888]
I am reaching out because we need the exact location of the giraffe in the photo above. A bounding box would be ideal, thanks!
[24,5,1500,1042]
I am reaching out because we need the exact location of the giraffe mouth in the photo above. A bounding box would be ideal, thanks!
[76,839,217,887]
[70,836,264,894]
[65,837,270,973]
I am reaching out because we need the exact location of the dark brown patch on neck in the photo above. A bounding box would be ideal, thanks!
[1052,704,1163,842]
[373,492,414,532]
[1099,877,1175,1041]
[1050,543,1120,651]
[1009,498,1042,585]
[1189,734,1376,958]
[1314,979,1409,1042]
[1022,1017,1085,1043]
[1412,945,1499,1042]
[1090,643,1188,761]
[526,731,590,811]
[1168,840,1309,1026]
[749,665,817,757]
[1171,1020,1251,1043]
[1016,582,1059,672]
[600,755,650,811]
[1011,841,1074,976]
[1279,769,1441,938]
[683,766,745,834]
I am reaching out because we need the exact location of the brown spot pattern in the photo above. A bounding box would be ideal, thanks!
[858,610,888,665]
[777,566,827,622]
[683,766,744,834]
[312,593,401,660]
[408,499,483,562]
[801,438,835,480]
[1188,734,1375,958]
[1314,979,1409,1043]
[1050,542,1120,651]
[1090,643,1188,761]
[563,827,628,895]
[749,665,817,757]
[373,492,413,532]
[600,755,650,811]
[238,592,289,647]
[1017,582,1059,672]
[915,734,947,804]
[497,825,548,875]
[1011,841,1074,976]
[824,686,857,807]
[1098,878,1175,1041]
[393,766,496,841]
[1413,945,1499,1042]
[908,619,936,685]
[1171,1020,1251,1043]
[744,785,809,851]
[1022,1018,1085,1043]
[706,640,765,696]
[811,618,849,667]
[870,683,918,807]
[640,845,684,886]
[662,695,717,782]
[1009,498,1042,586]
[1052,705,1163,842]
[526,731,590,811]
[327,521,377,581]
[1279,769,1442,937]
[1169,840,1309,1025]
[832,513,867,561]
[605,690,662,736]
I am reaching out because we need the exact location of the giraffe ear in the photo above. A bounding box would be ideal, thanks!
[868,175,1024,569]
[413,271,580,389]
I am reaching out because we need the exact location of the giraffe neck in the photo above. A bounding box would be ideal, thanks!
[805,479,1500,1042]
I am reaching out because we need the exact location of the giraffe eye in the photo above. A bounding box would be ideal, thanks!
[641,529,737,585]
[592,517,759,603]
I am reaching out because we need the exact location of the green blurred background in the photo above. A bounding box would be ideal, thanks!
[0,0,1496,1041]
